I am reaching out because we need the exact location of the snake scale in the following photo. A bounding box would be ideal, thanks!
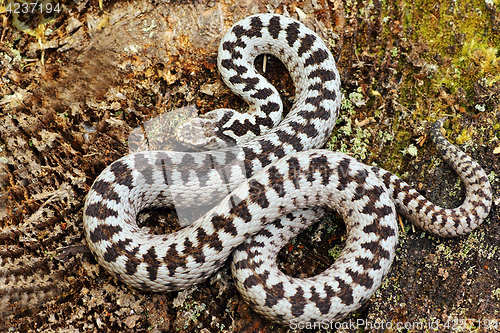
[83,14,492,324]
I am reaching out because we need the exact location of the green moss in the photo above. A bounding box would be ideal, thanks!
[371,0,498,173]
[401,144,418,157]
[402,0,499,105]
[455,128,472,144]
[328,90,372,161]
[487,171,498,184]
[328,245,343,260]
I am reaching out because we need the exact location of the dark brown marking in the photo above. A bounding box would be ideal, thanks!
[285,22,300,47]
[232,16,263,39]
[242,146,256,178]
[91,180,120,203]
[249,179,269,208]
[109,160,134,189]
[268,16,281,39]
[159,158,170,185]
[215,112,274,139]
[309,285,335,315]
[308,155,331,185]
[220,59,248,75]
[89,223,122,243]
[143,246,159,281]
[337,158,352,192]
[178,154,196,183]
[124,246,141,275]
[361,193,394,219]
[268,166,285,197]
[309,68,337,82]
[251,88,273,100]
[85,199,118,219]
[260,101,281,115]
[335,277,354,305]
[362,223,396,240]
[287,157,301,189]
[102,238,131,263]
[289,120,318,138]
[346,268,374,289]
[165,244,188,275]
[243,273,260,289]
[183,238,193,251]
[229,75,259,91]
[134,155,154,185]
[361,240,391,260]
[356,256,382,271]
[275,129,304,151]
[197,227,223,252]
[211,214,238,236]
[297,105,332,121]
[222,39,246,58]
[264,281,285,308]
[297,33,316,57]
[193,250,206,264]
[290,286,306,317]
[304,49,329,67]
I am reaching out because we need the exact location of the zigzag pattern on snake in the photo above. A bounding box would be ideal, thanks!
[83,14,492,324]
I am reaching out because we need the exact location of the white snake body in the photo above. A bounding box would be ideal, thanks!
[83,14,492,324]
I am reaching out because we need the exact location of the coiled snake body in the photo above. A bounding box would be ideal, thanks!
[83,14,492,324]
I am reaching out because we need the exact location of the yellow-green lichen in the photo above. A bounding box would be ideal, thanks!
[402,0,499,109]
[328,90,372,161]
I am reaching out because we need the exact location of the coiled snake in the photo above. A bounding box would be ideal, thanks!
[83,14,492,324]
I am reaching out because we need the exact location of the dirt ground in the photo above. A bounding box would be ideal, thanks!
[0,0,499,332]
